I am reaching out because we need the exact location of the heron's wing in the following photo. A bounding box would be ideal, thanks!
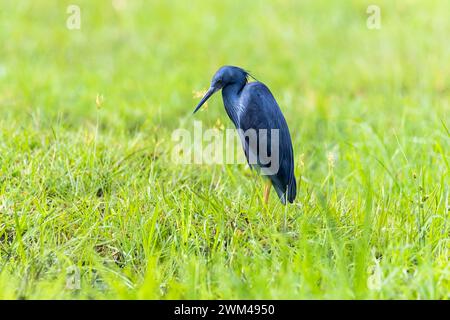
[237,82,296,203]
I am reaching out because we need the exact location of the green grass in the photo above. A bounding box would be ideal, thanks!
[0,0,449,299]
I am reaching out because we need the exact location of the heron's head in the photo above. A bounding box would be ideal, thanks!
[193,66,248,113]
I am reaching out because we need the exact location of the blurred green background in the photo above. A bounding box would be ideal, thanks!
[0,0,448,299]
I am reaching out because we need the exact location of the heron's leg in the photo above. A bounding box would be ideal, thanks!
[263,180,272,205]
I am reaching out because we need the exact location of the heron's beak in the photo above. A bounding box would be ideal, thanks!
[193,87,218,114]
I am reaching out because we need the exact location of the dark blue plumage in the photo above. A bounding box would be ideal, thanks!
[194,66,296,204]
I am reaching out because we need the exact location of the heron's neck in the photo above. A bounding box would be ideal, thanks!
[222,82,245,127]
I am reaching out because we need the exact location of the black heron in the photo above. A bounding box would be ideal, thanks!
[194,66,296,204]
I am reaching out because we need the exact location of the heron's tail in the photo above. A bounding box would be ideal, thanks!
[271,175,297,205]
[287,176,297,203]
